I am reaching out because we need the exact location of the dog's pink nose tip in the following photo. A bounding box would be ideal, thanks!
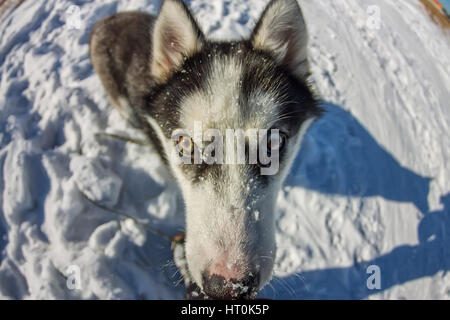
[208,262,242,281]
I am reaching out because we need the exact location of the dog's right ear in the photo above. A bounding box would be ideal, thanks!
[151,0,205,81]
[251,0,310,79]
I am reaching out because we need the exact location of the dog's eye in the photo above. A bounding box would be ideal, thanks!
[267,132,286,153]
[178,136,194,154]
[258,131,287,169]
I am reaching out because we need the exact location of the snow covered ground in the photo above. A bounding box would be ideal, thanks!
[0,0,449,300]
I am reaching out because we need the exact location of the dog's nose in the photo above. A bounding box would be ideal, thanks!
[202,271,258,300]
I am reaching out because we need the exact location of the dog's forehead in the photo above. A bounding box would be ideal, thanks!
[180,54,280,132]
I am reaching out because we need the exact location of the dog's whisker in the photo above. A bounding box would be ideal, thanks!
[161,260,176,270]
[266,280,277,298]
[95,132,149,146]
[273,277,297,299]
[292,272,310,293]
[79,188,173,242]
[259,256,274,262]
[274,115,299,121]
[171,269,180,279]
[174,277,185,287]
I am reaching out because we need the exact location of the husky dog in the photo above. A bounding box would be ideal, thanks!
[89,0,322,299]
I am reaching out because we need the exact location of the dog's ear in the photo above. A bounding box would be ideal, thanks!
[151,0,205,81]
[251,0,310,79]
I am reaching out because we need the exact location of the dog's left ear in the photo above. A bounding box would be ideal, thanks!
[251,0,310,79]
[151,0,205,81]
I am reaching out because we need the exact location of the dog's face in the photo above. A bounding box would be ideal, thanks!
[144,0,321,299]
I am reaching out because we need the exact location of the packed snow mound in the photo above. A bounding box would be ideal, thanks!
[0,0,449,299]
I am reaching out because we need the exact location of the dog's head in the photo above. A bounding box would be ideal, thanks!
[144,0,322,299]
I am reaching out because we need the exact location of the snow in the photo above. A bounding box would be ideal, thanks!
[0,0,449,300]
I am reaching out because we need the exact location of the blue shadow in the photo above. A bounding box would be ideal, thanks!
[287,102,431,213]
[259,102,448,299]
